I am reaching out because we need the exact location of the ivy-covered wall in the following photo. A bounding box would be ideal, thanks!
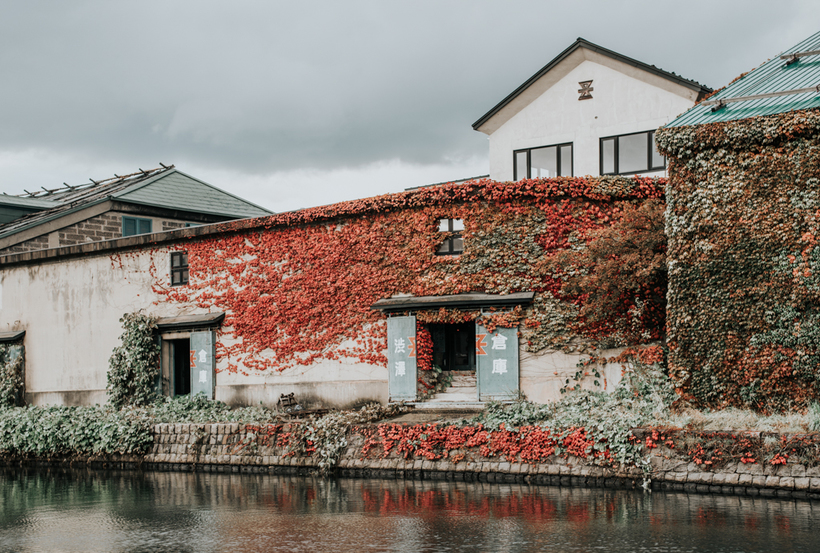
[148,177,664,382]
[657,108,820,410]
[2,176,663,408]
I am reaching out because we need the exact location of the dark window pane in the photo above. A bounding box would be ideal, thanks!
[530,146,557,179]
[438,239,450,253]
[560,145,572,176]
[451,236,463,252]
[514,151,528,180]
[651,133,665,169]
[123,218,136,236]
[182,269,188,282]
[618,133,648,174]
[602,139,615,174]
[139,219,152,234]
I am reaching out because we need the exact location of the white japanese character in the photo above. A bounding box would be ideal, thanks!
[198,349,208,363]
[199,370,207,383]
[491,334,508,350]
[394,338,406,354]
[395,361,406,376]
[492,359,508,375]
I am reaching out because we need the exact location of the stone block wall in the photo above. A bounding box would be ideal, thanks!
[138,424,820,500]
[4,422,820,501]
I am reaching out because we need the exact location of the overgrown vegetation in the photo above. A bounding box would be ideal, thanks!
[547,199,667,345]
[0,405,154,456]
[0,344,24,408]
[107,313,160,408]
[657,108,820,410]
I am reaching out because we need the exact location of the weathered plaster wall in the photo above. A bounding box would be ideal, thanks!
[0,247,388,408]
[488,58,696,181]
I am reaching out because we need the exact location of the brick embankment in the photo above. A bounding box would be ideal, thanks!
[2,423,820,500]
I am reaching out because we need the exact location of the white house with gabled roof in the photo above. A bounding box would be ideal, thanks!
[473,38,711,182]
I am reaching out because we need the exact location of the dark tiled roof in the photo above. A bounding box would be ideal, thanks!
[0,166,272,240]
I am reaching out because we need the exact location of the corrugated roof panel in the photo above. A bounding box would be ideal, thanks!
[118,172,272,218]
[667,31,820,127]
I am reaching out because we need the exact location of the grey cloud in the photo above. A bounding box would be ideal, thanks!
[0,0,816,182]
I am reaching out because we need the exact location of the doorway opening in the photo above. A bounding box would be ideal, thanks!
[170,338,191,396]
[429,322,475,372]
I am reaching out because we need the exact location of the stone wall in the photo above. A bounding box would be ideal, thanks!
[4,423,820,501]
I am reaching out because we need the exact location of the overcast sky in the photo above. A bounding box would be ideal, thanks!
[0,1,818,213]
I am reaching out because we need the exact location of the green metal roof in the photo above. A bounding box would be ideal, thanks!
[667,31,820,128]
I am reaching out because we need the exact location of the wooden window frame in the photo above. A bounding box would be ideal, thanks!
[436,218,464,256]
[513,142,573,181]
[599,130,665,176]
[122,216,152,237]
[170,251,189,286]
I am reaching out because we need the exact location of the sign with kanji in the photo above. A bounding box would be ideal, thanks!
[476,322,519,401]
[387,316,417,402]
[190,331,215,399]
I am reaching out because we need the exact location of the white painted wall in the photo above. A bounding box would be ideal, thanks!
[0,248,387,408]
[486,57,700,181]
[0,239,633,408]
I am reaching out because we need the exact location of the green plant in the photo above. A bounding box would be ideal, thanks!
[0,405,154,456]
[283,402,404,473]
[0,344,24,408]
[106,313,161,408]
[147,394,278,423]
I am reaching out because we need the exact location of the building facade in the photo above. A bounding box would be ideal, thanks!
[0,176,662,408]
[0,166,272,255]
[473,38,711,182]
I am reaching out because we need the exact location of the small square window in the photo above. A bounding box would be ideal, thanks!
[122,216,152,237]
[437,219,463,256]
[170,251,189,286]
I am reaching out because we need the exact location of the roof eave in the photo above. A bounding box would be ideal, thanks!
[472,37,711,132]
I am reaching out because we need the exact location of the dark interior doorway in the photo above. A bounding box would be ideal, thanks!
[171,338,191,396]
[429,323,475,372]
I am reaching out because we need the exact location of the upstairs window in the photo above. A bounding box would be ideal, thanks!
[437,218,464,256]
[170,251,189,286]
[122,216,152,237]
[600,130,665,175]
[514,143,573,181]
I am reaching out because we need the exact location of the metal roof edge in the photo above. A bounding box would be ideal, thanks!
[472,37,711,131]
[111,197,266,220]
[0,330,25,343]
[0,195,56,209]
[371,291,535,311]
[0,197,110,241]
[155,312,225,331]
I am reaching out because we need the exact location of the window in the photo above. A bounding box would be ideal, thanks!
[437,218,464,255]
[600,130,665,175]
[170,251,189,286]
[122,216,152,236]
[514,143,573,181]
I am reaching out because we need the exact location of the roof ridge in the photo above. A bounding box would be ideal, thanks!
[16,165,174,199]
[472,37,712,131]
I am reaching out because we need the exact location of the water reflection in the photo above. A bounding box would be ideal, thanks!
[0,468,817,552]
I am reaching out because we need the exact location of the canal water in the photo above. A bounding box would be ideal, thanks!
[0,468,817,552]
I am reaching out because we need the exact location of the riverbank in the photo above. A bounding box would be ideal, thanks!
[3,420,820,500]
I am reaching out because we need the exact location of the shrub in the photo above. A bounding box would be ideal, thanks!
[107,313,160,408]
